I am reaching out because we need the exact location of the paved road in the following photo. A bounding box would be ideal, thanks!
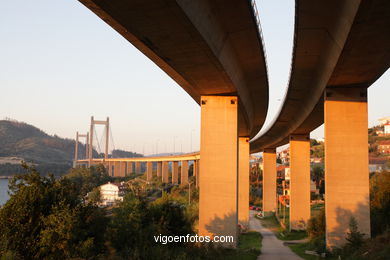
[249,210,303,260]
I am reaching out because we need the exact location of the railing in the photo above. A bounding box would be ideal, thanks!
[249,0,268,65]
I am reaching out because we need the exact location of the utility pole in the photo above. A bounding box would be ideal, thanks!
[188,181,192,205]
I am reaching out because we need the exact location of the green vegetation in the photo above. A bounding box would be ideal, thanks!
[288,243,320,260]
[257,214,307,241]
[296,171,390,259]
[0,164,262,259]
[0,163,107,259]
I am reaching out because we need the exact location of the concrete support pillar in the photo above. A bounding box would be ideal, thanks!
[162,161,169,183]
[120,162,126,177]
[135,162,141,174]
[127,162,134,175]
[324,88,370,249]
[199,96,238,247]
[108,161,113,177]
[181,160,189,186]
[194,160,200,187]
[172,161,179,184]
[157,161,162,177]
[114,161,120,177]
[238,137,250,228]
[146,161,153,181]
[289,134,311,230]
[263,148,277,214]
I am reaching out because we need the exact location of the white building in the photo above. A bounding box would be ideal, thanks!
[379,117,390,135]
[99,182,125,206]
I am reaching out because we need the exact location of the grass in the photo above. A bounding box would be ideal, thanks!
[239,231,262,252]
[288,243,321,260]
[215,231,262,260]
[257,214,308,241]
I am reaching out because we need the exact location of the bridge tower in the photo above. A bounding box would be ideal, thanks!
[88,116,110,166]
[73,131,89,167]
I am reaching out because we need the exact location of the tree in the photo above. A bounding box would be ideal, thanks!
[0,164,107,258]
[311,165,324,187]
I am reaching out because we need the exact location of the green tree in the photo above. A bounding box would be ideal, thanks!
[0,164,107,259]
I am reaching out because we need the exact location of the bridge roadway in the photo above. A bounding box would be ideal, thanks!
[250,0,390,249]
[77,0,390,249]
[78,0,268,247]
[77,152,200,188]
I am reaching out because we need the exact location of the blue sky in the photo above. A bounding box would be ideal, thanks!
[0,0,389,155]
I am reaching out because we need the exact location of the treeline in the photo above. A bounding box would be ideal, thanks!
[305,170,390,259]
[0,163,71,178]
[0,164,249,259]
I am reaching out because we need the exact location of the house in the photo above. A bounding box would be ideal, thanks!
[377,140,390,154]
[99,182,126,206]
[385,122,390,135]
[378,117,390,135]
[369,157,389,172]
[277,165,289,179]
[277,148,290,164]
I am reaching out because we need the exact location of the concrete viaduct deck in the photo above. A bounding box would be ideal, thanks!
[76,0,390,249]
[250,0,390,248]
[78,0,269,247]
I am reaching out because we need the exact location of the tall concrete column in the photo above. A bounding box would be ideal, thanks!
[172,161,179,184]
[194,160,200,187]
[289,134,311,230]
[238,137,250,228]
[114,161,121,177]
[199,96,238,247]
[108,161,113,177]
[135,162,141,174]
[127,162,134,175]
[120,162,126,177]
[162,161,169,183]
[146,161,153,181]
[324,88,370,249]
[181,160,189,186]
[263,148,277,213]
[157,161,162,177]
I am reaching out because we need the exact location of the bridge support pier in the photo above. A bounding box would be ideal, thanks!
[108,161,113,177]
[157,161,162,177]
[114,162,120,177]
[324,88,370,249]
[120,162,126,177]
[135,162,141,174]
[194,160,199,187]
[199,95,238,247]
[289,134,310,230]
[263,148,276,214]
[181,160,189,185]
[238,137,250,228]
[146,161,153,181]
[127,162,134,175]
[162,161,169,183]
[172,161,179,184]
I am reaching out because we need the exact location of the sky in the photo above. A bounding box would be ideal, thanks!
[0,0,389,156]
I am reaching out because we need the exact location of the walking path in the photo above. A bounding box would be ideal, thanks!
[249,210,303,260]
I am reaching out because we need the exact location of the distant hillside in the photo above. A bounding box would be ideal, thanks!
[0,120,82,165]
[0,120,143,176]
[112,149,143,158]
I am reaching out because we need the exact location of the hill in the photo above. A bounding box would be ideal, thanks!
[0,119,82,165]
[0,120,144,176]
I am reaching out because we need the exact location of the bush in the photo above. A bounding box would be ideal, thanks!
[306,208,326,253]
